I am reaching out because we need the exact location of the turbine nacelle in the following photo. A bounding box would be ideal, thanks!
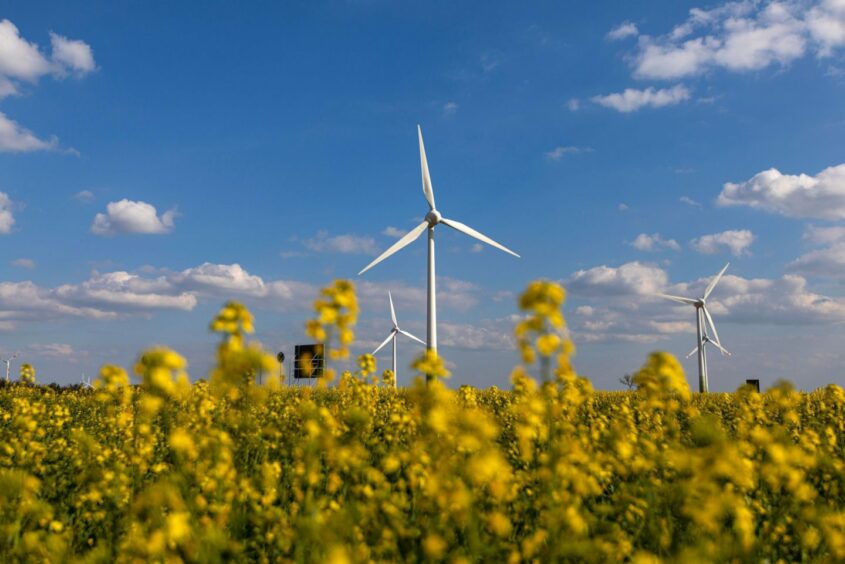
[425,209,442,227]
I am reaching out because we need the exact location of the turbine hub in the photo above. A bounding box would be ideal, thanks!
[425,209,442,226]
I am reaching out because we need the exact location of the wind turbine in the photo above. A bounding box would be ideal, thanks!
[658,262,730,393]
[1,352,18,383]
[359,126,520,380]
[81,373,93,389]
[371,291,425,387]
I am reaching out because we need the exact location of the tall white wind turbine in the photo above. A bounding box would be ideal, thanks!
[371,291,425,387]
[359,126,520,380]
[658,262,731,393]
[1,352,18,383]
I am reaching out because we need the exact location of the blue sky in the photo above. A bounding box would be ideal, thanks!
[2,0,845,390]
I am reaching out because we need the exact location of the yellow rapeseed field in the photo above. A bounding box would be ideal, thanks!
[1,280,844,562]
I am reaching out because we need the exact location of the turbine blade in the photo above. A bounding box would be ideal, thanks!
[359,221,428,275]
[388,291,398,327]
[710,339,731,356]
[686,345,699,359]
[440,217,520,258]
[418,125,436,210]
[702,306,721,346]
[656,293,697,305]
[398,329,425,346]
[703,262,730,300]
[372,331,396,355]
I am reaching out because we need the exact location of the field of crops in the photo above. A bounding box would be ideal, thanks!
[1,281,845,562]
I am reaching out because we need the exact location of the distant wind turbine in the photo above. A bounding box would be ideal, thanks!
[657,262,731,393]
[1,352,19,383]
[371,291,425,387]
[81,373,93,389]
[359,126,520,380]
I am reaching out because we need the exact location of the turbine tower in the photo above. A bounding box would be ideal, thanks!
[359,126,520,380]
[658,262,731,393]
[371,291,425,387]
[1,352,18,383]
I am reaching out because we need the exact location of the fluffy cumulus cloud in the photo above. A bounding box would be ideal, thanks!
[172,263,267,296]
[607,22,639,41]
[91,200,178,235]
[0,19,96,87]
[803,225,845,245]
[0,191,14,233]
[690,229,755,255]
[788,244,845,277]
[563,261,845,344]
[437,320,515,351]
[631,1,822,80]
[0,112,57,152]
[49,32,96,76]
[54,272,198,311]
[302,231,379,254]
[0,19,96,152]
[0,262,488,335]
[718,164,845,220]
[629,233,681,252]
[565,261,669,297]
[591,85,690,112]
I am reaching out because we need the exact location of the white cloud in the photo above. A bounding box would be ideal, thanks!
[618,203,630,211]
[382,226,406,238]
[807,0,845,55]
[470,243,483,253]
[54,271,197,311]
[717,164,845,220]
[0,19,52,81]
[680,196,703,208]
[74,190,94,202]
[563,261,845,344]
[0,112,58,152]
[690,229,755,256]
[0,75,17,98]
[565,261,669,297]
[0,20,95,152]
[630,233,681,252]
[567,98,580,111]
[607,21,639,41]
[443,101,458,115]
[172,263,266,296]
[673,273,845,325]
[788,243,845,276]
[303,230,379,254]
[49,32,96,76]
[0,280,116,321]
[28,343,75,358]
[0,192,14,233]
[438,320,515,350]
[632,2,807,79]
[591,85,690,112]
[91,199,177,235]
[11,258,34,269]
[544,145,594,160]
[803,225,845,245]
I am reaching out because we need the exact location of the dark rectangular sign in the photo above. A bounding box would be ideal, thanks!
[294,344,324,379]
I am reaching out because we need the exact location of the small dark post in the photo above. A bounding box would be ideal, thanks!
[745,379,760,393]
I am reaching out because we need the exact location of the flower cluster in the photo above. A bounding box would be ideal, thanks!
[18,363,35,385]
